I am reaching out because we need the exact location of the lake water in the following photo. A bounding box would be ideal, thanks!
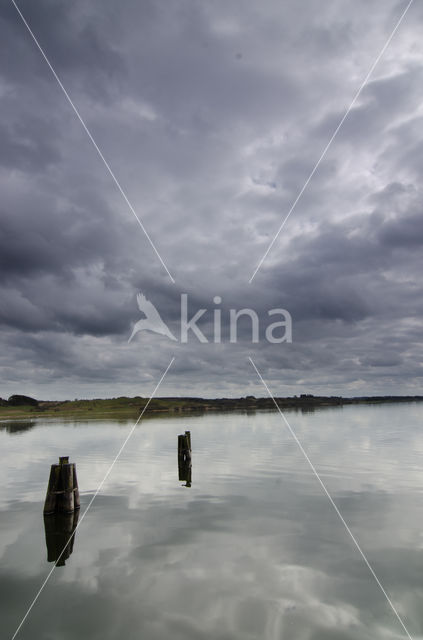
[1,403,423,640]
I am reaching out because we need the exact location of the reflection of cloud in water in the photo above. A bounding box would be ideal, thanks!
[1,405,423,638]
[2,491,421,638]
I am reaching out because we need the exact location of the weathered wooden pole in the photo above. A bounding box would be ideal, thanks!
[178,431,191,459]
[43,464,60,515]
[43,457,80,515]
[58,462,74,513]
[73,464,80,510]
[178,434,185,457]
[184,431,191,458]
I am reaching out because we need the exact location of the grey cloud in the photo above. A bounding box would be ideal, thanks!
[0,117,61,172]
[1,0,125,95]
[1,0,423,398]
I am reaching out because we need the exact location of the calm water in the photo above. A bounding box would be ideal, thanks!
[1,404,423,640]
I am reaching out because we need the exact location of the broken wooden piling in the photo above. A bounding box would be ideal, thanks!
[178,431,191,460]
[43,457,80,515]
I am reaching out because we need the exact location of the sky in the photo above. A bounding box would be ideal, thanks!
[1,0,423,400]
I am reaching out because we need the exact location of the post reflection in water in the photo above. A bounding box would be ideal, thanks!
[178,430,192,487]
[178,457,192,487]
[43,511,79,566]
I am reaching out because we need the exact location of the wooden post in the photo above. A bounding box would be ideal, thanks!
[178,434,185,457]
[58,462,74,513]
[185,431,192,462]
[43,457,80,515]
[43,464,60,515]
[72,464,80,510]
[178,432,191,458]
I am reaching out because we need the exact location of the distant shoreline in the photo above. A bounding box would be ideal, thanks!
[1,394,423,421]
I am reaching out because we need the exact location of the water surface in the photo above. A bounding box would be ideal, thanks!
[1,404,423,639]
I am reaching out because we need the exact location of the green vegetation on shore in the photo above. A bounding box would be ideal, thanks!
[1,393,423,421]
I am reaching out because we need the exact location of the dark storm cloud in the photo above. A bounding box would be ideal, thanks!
[0,117,60,172]
[0,0,124,94]
[0,0,422,398]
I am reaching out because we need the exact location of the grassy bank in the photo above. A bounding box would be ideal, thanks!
[1,394,423,421]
